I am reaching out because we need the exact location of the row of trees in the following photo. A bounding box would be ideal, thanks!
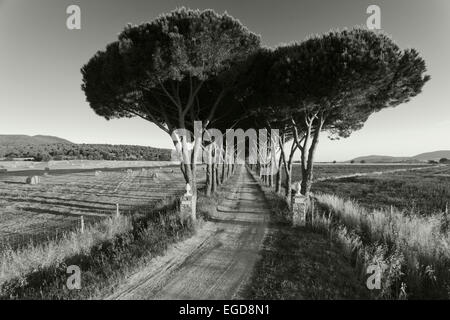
[428,158,450,164]
[0,144,171,161]
[81,8,429,201]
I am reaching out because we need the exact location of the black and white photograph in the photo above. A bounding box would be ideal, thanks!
[0,0,449,309]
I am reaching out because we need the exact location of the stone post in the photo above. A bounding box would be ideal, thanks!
[292,182,307,226]
[80,216,85,234]
[180,184,197,221]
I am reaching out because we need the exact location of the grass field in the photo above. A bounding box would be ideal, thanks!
[0,168,231,299]
[306,164,450,299]
[312,165,450,215]
[0,160,178,172]
[0,162,205,250]
[1,160,447,299]
[273,163,450,299]
[288,163,432,183]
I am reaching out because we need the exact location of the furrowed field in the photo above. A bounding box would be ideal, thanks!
[298,163,450,299]
[0,162,439,253]
[311,165,450,215]
[289,163,432,183]
[248,162,450,300]
[1,160,448,299]
[0,161,205,250]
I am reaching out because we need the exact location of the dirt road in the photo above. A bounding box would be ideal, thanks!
[107,166,270,300]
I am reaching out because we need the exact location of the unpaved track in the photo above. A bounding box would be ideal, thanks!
[107,166,270,300]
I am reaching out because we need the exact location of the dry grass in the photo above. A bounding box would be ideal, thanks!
[0,196,196,299]
[287,163,431,184]
[312,166,450,215]
[244,170,368,299]
[0,215,132,287]
[313,193,450,299]
[0,167,205,250]
[0,167,232,299]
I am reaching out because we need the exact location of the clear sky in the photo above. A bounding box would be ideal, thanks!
[0,0,449,161]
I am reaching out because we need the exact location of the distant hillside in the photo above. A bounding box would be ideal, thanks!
[0,135,171,162]
[0,135,72,146]
[350,155,412,163]
[350,150,450,163]
[413,150,450,161]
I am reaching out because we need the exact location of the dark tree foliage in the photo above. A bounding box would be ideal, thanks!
[268,28,430,196]
[81,8,261,193]
[0,144,171,161]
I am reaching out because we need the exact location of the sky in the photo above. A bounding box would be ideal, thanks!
[0,0,449,161]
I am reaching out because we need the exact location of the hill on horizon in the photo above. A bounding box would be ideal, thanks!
[0,134,172,162]
[350,150,450,163]
[412,150,450,161]
[0,135,73,146]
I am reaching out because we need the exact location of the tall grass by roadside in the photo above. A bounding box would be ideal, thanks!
[244,168,368,299]
[0,197,196,299]
[313,193,450,299]
[0,169,236,299]
[0,215,132,287]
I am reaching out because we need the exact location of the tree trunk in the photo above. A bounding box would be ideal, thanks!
[226,164,229,178]
[205,144,212,197]
[261,165,265,184]
[206,163,212,197]
[301,171,313,197]
[215,164,220,187]
[301,115,324,197]
[182,162,195,191]
[300,119,312,198]
[275,155,283,194]
[276,130,286,194]
[283,141,297,205]
[178,134,196,195]
[181,142,194,187]
[173,138,190,185]
[268,161,272,187]
[221,162,226,184]
[190,135,203,196]
[180,162,188,183]
[211,163,217,194]
[300,165,309,197]
[285,160,293,205]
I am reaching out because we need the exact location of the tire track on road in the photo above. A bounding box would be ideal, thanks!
[106,166,270,300]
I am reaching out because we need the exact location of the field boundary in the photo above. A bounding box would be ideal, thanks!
[314,164,440,183]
